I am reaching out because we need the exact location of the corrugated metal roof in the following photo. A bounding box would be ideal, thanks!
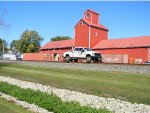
[93,36,150,49]
[40,39,74,50]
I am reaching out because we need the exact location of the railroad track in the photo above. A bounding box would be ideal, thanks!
[0,59,149,66]
[0,60,150,74]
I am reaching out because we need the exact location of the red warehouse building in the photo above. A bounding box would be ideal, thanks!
[23,9,150,63]
[93,36,150,63]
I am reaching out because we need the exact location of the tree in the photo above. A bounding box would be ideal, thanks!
[0,38,8,52]
[19,30,43,53]
[10,40,20,52]
[51,36,71,41]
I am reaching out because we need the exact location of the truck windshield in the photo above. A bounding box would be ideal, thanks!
[84,48,92,51]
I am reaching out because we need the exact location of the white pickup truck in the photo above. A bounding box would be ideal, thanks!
[63,47,103,63]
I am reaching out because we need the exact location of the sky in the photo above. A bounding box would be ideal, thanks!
[0,1,150,46]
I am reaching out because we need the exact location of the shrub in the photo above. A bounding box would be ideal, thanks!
[0,82,110,113]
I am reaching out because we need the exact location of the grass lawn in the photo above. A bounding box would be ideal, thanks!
[0,62,150,105]
[0,97,31,113]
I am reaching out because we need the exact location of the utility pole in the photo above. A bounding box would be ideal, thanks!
[3,39,5,55]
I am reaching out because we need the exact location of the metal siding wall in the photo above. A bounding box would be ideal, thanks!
[92,13,99,25]
[75,20,89,47]
[97,48,148,63]
[90,27,108,48]
[23,53,62,61]
[24,49,72,61]
[23,53,44,61]
[148,48,150,60]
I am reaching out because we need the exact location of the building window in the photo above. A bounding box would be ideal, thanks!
[86,13,90,18]
[80,21,84,25]
[94,32,97,36]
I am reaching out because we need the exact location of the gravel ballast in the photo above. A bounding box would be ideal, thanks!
[1,60,150,74]
[0,76,149,113]
[0,92,52,113]
[22,61,150,74]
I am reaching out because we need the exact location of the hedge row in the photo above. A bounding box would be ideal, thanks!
[0,82,110,113]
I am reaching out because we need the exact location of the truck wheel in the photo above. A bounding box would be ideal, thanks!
[86,55,92,63]
[65,55,70,62]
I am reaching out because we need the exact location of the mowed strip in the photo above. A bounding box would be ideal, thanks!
[0,63,150,105]
[0,97,32,113]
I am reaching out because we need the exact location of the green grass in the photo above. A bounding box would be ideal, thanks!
[0,63,150,105]
[0,97,31,113]
[0,82,110,113]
